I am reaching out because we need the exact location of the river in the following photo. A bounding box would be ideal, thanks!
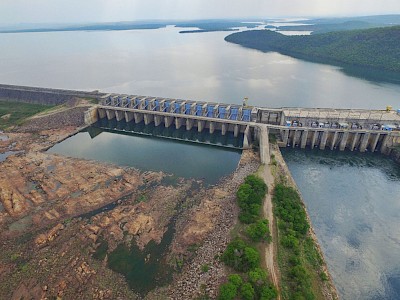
[2,24,400,299]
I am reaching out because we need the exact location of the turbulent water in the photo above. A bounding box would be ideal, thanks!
[281,149,400,300]
[2,24,400,299]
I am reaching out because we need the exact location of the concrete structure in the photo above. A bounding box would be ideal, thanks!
[84,93,400,164]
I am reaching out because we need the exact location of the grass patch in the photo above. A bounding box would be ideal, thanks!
[0,100,55,129]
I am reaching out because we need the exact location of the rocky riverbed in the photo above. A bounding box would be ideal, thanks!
[0,104,258,299]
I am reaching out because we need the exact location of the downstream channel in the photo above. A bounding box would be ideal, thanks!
[282,149,400,300]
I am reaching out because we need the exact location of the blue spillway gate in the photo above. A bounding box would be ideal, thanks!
[196,104,203,116]
[207,106,214,117]
[154,100,160,111]
[164,101,170,112]
[219,107,226,119]
[230,107,238,120]
[126,97,131,105]
[185,103,192,114]
[134,98,141,108]
[242,109,251,121]
[144,100,150,109]
[173,103,180,113]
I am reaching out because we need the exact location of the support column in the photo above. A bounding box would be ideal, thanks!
[339,132,349,151]
[186,119,194,131]
[125,112,134,122]
[164,116,173,128]
[370,133,381,152]
[98,108,106,119]
[234,124,239,138]
[301,130,308,149]
[359,133,371,152]
[209,122,215,134]
[319,131,328,150]
[106,109,115,120]
[144,114,154,125]
[175,118,183,129]
[380,134,391,154]
[134,112,143,124]
[350,133,359,151]
[292,130,299,148]
[311,131,318,149]
[282,130,289,145]
[197,120,205,132]
[115,110,124,122]
[221,123,227,136]
[243,125,252,149]
[154,115,162,126]
[331,132,338,150]
[84,107,98,125]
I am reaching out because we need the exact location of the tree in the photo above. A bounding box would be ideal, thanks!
[248,268,268,287]
[260,284,278,300]
[246,219,271,242]
[240,282,255,300]
[217,282,237,300]
[221,238,260,272]
[228,274,243,288]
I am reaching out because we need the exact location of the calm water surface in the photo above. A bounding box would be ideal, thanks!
[48,125,242,185]
[0,26,400,108]
[282,149,400,300]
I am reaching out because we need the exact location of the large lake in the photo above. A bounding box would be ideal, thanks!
[1,26,400,109]
[1,25,400,299]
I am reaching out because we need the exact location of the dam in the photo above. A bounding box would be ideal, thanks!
[83,92,400,162]
[1,83,399,159]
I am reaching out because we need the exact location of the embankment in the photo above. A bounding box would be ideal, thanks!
[0,84,104,105]
[270,144,339,300]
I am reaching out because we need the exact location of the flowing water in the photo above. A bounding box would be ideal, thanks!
[2,24,400,299]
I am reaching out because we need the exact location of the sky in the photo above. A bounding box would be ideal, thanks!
[1,0,400,25]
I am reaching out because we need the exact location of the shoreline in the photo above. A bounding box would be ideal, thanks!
[270,143,339,300]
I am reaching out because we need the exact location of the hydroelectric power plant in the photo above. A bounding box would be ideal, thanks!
[84,92,400,164]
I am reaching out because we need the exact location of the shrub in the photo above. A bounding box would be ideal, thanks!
[246,219,271,242]
[222,238,260,272]
[240,282,255,300]
[217,282,237,300]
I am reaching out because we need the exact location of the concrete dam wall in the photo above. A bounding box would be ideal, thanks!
[0,84,105,105]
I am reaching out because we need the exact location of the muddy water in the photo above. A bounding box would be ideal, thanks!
[281,148,400,300]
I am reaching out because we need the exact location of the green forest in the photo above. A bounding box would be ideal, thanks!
[225,26,400,73]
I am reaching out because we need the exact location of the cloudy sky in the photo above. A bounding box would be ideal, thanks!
[1,0,400,24]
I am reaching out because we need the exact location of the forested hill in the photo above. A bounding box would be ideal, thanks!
[225,26,400,73]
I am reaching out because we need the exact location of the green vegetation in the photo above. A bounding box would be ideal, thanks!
[0,100,55,129]
[237,175,267,224]
[246,219,271,242]
[273,184,322,300]
[218,174,277,300]
[225,26,400,74]
[221,238,260,272]
[201,264,210,273]
[276,21,388,35]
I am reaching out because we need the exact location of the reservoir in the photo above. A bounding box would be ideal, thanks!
[2,24,400,299]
